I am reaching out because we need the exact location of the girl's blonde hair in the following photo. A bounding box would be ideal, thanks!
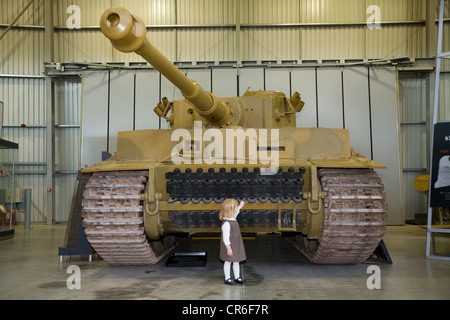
[219,198,238,221]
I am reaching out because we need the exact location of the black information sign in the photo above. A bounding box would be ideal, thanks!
[430,122,450,207]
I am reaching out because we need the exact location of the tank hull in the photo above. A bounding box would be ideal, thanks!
[81,126,385,243]
[80,165,386,265]
[84,126,384,172]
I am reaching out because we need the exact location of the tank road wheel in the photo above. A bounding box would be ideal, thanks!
[287,168,387,264]
[81,171,183,265]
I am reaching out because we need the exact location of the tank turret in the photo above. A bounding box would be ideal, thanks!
[100,7,304,129]
[100,7,230,126]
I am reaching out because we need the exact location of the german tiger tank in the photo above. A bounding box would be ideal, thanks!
[73,7,387,265]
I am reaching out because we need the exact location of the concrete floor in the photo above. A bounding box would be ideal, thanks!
[0,224,449,300]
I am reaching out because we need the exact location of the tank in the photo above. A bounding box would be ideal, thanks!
[75,7,387,265]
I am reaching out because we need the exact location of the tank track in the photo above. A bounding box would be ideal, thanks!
[81,171,182,265]
[166,167,305,204]
[285,168,387,264]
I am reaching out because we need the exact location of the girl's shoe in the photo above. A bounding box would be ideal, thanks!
[234,277,246,285]
[224,278,236,285]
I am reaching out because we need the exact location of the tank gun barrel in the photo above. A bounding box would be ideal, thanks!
[100,7,230,126]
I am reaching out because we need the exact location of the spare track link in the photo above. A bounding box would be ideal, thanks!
[286,168,387,264]
[166,167,305,204]
[81,170,181,265]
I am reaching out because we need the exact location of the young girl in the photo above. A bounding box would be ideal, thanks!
[219,199,247,285]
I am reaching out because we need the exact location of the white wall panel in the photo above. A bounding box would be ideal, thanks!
[343,67,372,159]
[160,73,183,100]
[161,71,184,130]
[81,71,108,167]
[265,68,290,95]
[186,69,211,92]
[370,67,403,225]
[82,70,161,163]
[291,68,317,128]
[238,68,264,95]
[212,68,237,97]
[316,68,343,129]
[135,70,160,130]
[108,70,135,155]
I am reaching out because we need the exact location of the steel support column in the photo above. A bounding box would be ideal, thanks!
[426,0,437,58]
[45,0,55,224]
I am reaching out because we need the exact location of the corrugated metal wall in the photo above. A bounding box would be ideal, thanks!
[0,0,439,67]
[397,64,450,223]
[51,0,429,64]
[398,72,429,222]
[0,0,448,223]
[54,78,81,222]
